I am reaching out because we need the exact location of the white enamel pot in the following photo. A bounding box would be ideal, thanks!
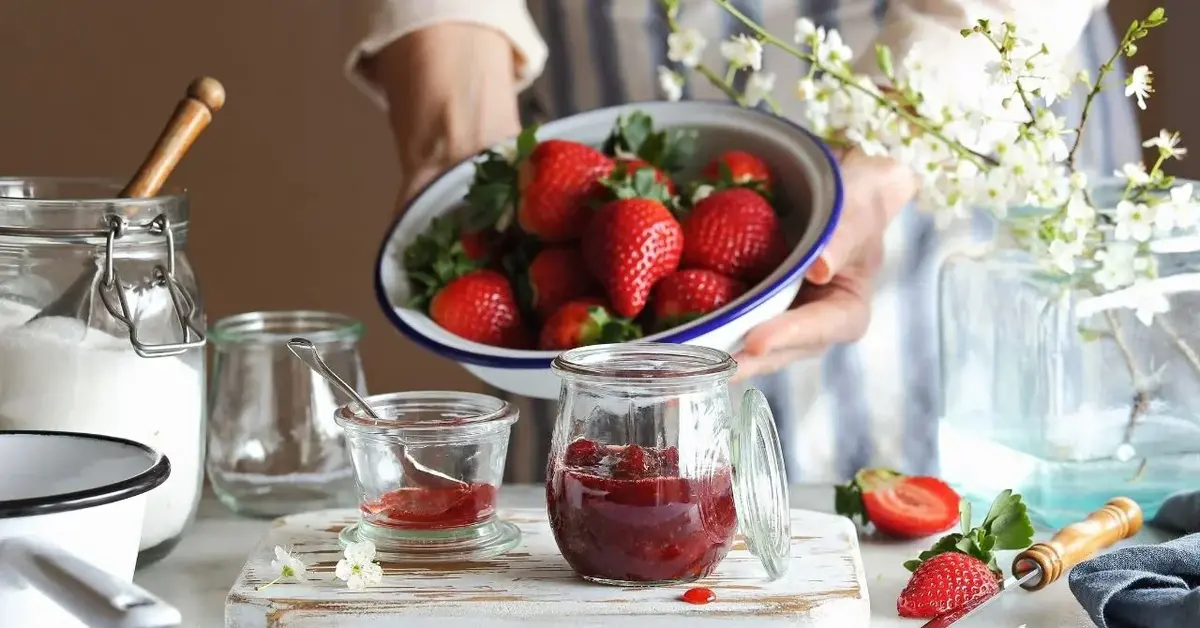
[0,431,181,628]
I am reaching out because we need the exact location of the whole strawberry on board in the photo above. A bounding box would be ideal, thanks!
[538,298,642,350]
[651,269,747,332]
[701,149,773,198]
[680,187,789,283]
[835,468,961,539]
[465,126,614,241]
[583,167,684,319]
[426,269,529,349]
[897,490,1035,618]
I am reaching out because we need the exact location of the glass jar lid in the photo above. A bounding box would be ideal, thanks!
[732,388,792,581]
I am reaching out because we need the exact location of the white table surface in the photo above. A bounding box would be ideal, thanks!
[137,485,1161,627]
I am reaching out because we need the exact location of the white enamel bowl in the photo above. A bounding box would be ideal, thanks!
[375,101,844,400]
[0,430,180,627]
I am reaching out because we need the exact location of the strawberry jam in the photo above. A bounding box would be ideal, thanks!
[361,483,497,530]
[547,438,738,584]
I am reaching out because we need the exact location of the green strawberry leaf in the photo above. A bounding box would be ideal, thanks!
[599,162,673,204]
[499,236,541,317]
[582,306,643,345]
[903,489,1034,576]
[463,125,539,232]
[601,111,695,173]
[834,480,867,526]
[403,213,485,311]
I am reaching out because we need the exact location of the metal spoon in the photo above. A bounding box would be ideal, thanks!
[286,337,467,489]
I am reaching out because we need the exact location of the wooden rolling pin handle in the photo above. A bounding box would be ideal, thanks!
[120,77,225,199]
[1013,497,1143,592]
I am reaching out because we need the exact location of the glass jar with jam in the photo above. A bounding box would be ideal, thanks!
[546,342,791,586]
[335,391,522,562]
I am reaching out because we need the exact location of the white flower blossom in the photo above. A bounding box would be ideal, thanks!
[1114,200,1156,242]
[1125,65,1154,110]
[336,540,383,591]
[744,71,776,107]
[1033,109,1070,162]
[1143,129,1186,160]
[1069,171,1089,191]
[1048,238,1084,274]
[692,184,715,204]
[1169,183,1200,229]
[258,546,307,590]
[816,29,854,69]
[657,66,684,102]
[1093,243,1141,292]
[1128,282,1170,326]
[720,34,763,71]
[794,18,821,46]
[1062,193,1096,240]
[1115,162,1151,186]
[667,29,707,68]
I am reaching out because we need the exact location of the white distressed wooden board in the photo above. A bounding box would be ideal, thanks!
[225,507,868,627]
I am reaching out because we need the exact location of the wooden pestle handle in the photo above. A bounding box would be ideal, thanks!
[119,76,225,199]
[1013,497,1143,591]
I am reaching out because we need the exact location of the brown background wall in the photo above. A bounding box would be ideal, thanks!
[0,0,1190,395]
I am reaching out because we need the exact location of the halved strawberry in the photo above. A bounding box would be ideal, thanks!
[429,269,529,349]
[835,468,960,539]
[651,269,747,332]
[537,298,642,350]
[897,552,999,618]
[701,150,773,197]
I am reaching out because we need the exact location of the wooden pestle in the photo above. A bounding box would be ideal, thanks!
[119,76,225,198]
[1013,496,1143,591]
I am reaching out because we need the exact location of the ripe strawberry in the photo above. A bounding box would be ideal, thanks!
[538,298,642,350]
[564,438,604,467]
[652,269,747,331]
[615,157,676,195]
[403,214,493,311]
[465,127,614,241]
[458,230,492,261]
[897,552,998,618]
[583,196,684,318]
[702,150,773,196]
[517,139,614,240]
[680,188,788,283]
[429,269,528,348]
[525,247,601,319]
[835,468,960,539]
[612,444,650,479]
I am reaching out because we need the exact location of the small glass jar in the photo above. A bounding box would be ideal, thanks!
[206,311,364,517]
[0,177,205,568]
[546,342,791,586]
[336,391,521,561]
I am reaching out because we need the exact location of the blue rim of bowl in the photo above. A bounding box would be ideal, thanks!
[373,100,846,369]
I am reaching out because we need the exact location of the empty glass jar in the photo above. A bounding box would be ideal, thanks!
[546,342,791,586]
[206,311,363,517]
[336,391,521,562]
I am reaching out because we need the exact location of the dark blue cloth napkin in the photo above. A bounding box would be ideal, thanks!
[1068,490,1200,628]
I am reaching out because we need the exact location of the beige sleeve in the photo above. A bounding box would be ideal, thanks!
[344,0,549,110]
[855,0,1110,94]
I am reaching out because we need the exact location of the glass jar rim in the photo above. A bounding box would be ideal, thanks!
[0,176,189,239]
[334,391,518,435]
[209,310,364,346]
[551,342,737,384]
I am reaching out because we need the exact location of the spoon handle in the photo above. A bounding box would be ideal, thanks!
[286,337,378,418]
[121,76,225,198]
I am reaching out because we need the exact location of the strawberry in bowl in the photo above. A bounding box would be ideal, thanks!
[375,101,843,399]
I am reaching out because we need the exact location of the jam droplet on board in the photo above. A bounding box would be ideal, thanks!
[681,587,716,605]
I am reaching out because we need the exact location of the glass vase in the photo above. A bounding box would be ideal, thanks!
[938,185,1200,528]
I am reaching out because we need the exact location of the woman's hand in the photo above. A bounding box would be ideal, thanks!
[366,23,523,209]
[733,146,918,380]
